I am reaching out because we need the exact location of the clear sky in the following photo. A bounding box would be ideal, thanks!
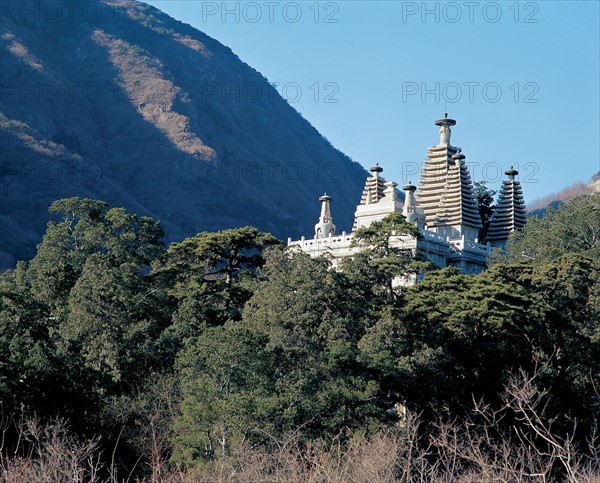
[144,0,600,202]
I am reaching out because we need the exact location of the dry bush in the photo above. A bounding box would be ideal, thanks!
[423,369,600,483]
[2,366,598,482]
[0,417,102,483]
[183,367,600,483]
[181,417,424,483]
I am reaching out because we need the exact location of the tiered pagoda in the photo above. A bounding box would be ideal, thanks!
[486,167,527,246]
[418,114,482,241]
[288,115,527,276]
[416,115,459,224]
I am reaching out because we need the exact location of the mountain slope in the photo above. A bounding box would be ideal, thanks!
[527,172,600,218]
[0,0,366,268]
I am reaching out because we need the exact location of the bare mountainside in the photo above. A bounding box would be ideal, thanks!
[0,0,367,268]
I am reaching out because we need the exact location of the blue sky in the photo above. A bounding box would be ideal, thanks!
[144,0,600,202]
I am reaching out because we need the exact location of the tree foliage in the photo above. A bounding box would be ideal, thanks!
[352,213,429,298]
[1,196,598,479]
[490,191,600,265]
[473,181,496,241]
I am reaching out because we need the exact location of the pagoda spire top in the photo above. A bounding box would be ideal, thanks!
[505,166,518,180]
[370,163,384,177]
[435,113,456,145]
[451,149,465,164]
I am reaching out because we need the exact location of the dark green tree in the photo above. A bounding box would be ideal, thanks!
[0,263,94,429]
[174,323,276,464]
[172,249,386,465]
[474,181,496,241]
[155,227,281,350]
[1,198,168,465]
[61,253,164,387]
[358,266,541,416]
[359,253,599,435]
[27,198,164,316]
[352,213,428,300]
[490,192,600,265]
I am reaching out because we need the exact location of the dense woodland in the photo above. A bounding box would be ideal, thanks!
[1,192,599,481]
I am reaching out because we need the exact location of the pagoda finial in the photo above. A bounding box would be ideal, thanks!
[435,113,456,145]
[451,150,465,164]
[403,181,417,192]
[505,166,518,180]
[370,163,383,177]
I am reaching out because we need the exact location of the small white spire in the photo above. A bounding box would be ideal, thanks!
[315,193,336,238]
[402,181,417,215]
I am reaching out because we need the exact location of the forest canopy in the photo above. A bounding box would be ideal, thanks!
[1,192,599,481]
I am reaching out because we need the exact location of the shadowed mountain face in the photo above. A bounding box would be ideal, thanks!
[0,0,367,268]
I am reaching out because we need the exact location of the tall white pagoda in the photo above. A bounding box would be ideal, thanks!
[287,115,527,276]
[418,114,482,241]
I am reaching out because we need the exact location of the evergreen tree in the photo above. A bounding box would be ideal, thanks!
[352,213,428,299]
[155,227,280,351]
[490,192,600,265]
[474,181,496,241]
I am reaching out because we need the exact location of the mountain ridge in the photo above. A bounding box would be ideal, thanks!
[527,172,600,217]
[0,0,367,268]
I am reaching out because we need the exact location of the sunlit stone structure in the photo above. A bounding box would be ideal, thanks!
[353,164,404,230]
[486,167,527,247]
[314,193,336,238]
[287,115,527,276]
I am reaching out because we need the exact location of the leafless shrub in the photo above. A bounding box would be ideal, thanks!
[417,367,600,482]
[0,417,102,483]
[1,366,598,482]
[183,366,600,483]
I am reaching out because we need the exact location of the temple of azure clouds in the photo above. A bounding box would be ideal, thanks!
[287,114,527,275]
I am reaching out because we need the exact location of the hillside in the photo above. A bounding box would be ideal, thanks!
[0,0,367,269]
[527,172,600,217]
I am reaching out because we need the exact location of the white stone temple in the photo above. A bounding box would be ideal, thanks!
[287,114,526,275]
